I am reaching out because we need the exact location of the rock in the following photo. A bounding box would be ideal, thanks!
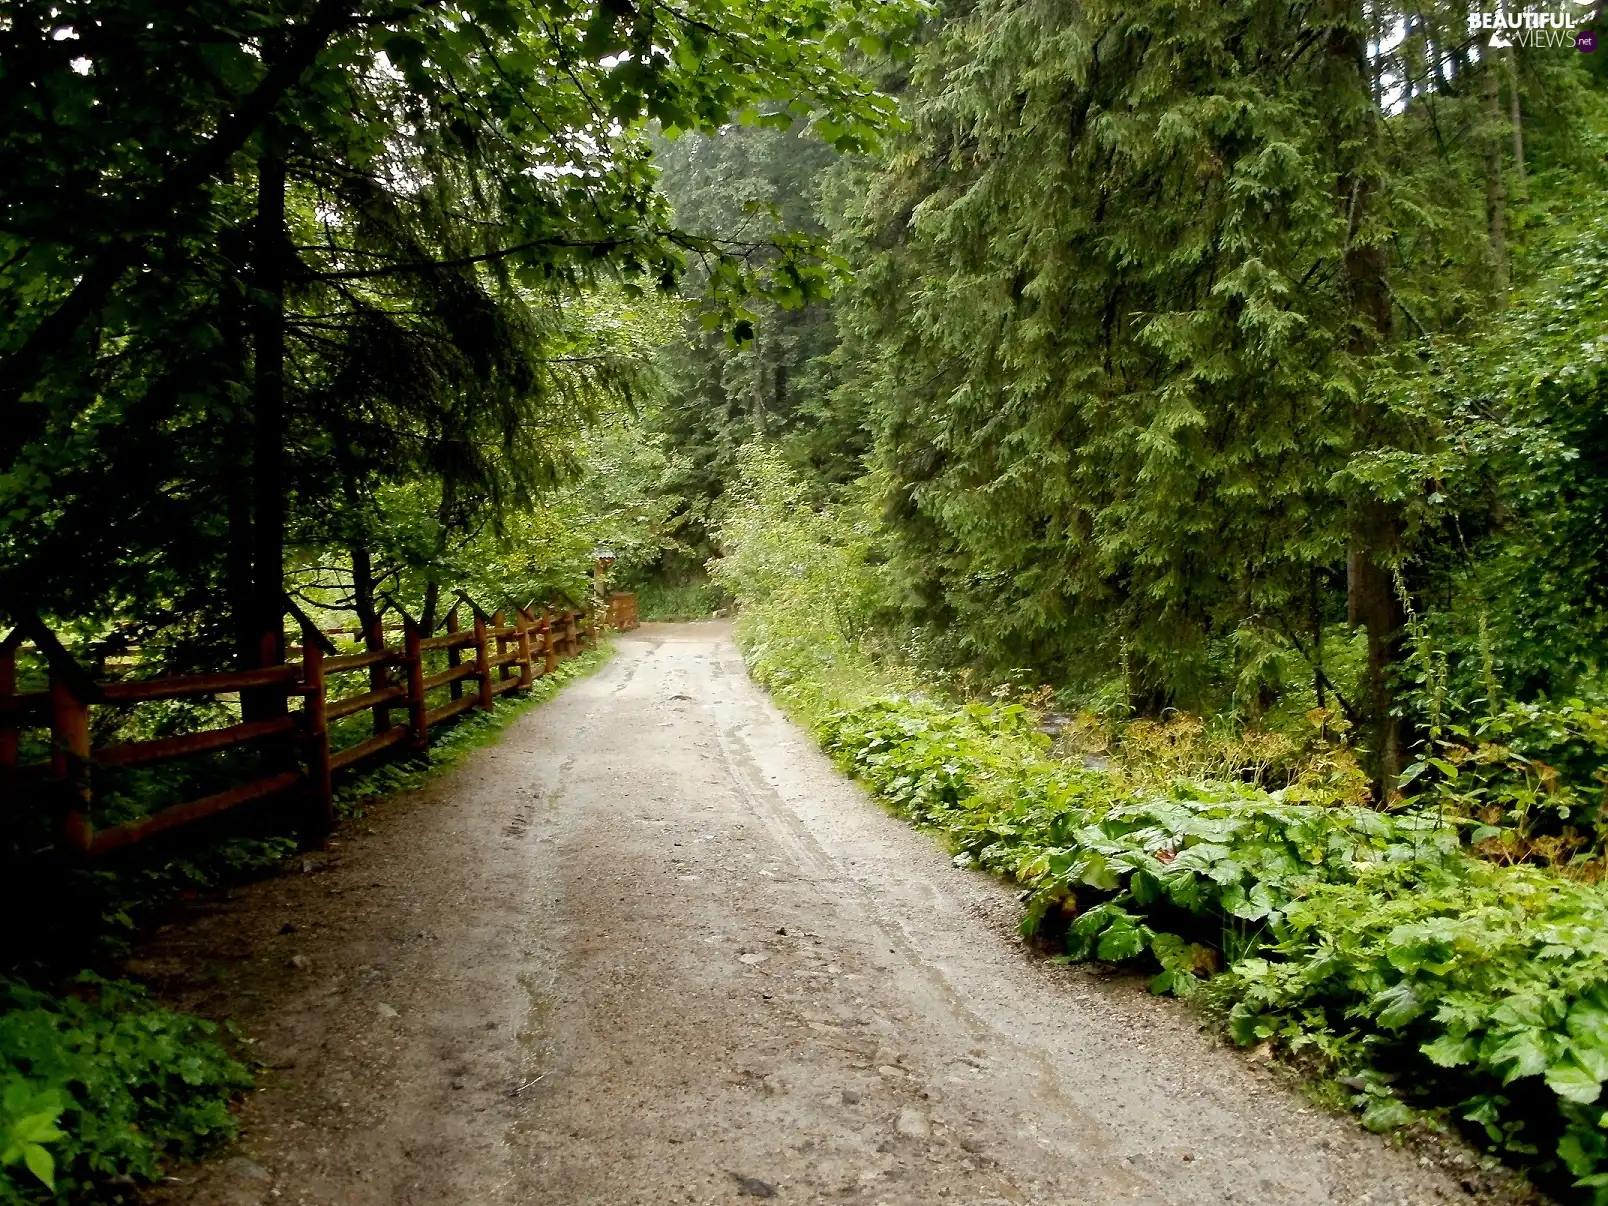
[376,1002,399,1019]
[279,922,297,934]
[877,1065,903,1079]
[895,1107,930,1140]
[842,1088,862,1105]
[224,1157,271,1182]
[738,952,768,965]
[288,954,311,971]
[728,1172,775,1197]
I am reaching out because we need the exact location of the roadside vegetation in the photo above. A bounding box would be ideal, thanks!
[714,440,1608,1200]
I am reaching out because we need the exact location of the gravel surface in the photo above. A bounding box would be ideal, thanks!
[140,622,1542,1206]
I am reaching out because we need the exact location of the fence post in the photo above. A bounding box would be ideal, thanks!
[541,607,557,676]
[300,620,333,832]
[402,618,428,751]
[516,607,534,690]
[492,610,508,685]
[473,609,493,712]
[565,609,579,659]
[51,675,93,855]
[366,614,393,737]
[445,604,463,700]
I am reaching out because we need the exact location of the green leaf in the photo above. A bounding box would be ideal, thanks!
[22,1143,54,1190]
[1421,1033,1477,1068]
[1372,982,1425,1029]
[1547,1055,1604,1105]
[1487,1029,1555,1083]
[1096,924,1149,962]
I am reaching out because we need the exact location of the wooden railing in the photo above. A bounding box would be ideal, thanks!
[606,591,640,631]
[0,593,635,859]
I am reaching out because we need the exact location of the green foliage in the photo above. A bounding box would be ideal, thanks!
[0,0,923,666]
[815,685,1608,1198]
[649,121,868,556]
[0,978,249,1203]
[635,579,727,622]
[654,0,1608,783]
[710,445,902,718]
[338,407,703,618]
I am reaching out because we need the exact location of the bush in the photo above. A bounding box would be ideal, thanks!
[0,978,249,1204]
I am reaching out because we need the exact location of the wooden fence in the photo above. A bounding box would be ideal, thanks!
[606,591,639,631]
[0,592,639,860]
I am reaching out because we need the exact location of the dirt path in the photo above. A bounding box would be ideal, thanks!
[144,622,1530,1206]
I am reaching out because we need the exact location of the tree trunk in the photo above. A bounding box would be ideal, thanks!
[351,540,377,637]
[419,476,457,637]
[249,119,288,715]
[1507,48,1528,204]
[220,274,256,670]
[421,581,442,639]
[1482,54,1509,293]
[226,474,255,666]
[1329,0,1406,800]
[1347,503,1405,798]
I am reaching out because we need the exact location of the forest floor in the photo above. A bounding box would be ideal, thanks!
[135,622,1542,1206]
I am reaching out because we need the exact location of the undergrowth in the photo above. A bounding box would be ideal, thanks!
[0,978,248,1205]
[633,578,727,622]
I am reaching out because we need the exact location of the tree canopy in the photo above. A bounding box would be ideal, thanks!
[0,0,920,657]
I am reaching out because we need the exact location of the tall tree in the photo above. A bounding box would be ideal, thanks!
[829,0,1513,789]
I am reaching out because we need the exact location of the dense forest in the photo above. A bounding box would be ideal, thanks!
[654,1,1608,801]
[4,0,1608,1200]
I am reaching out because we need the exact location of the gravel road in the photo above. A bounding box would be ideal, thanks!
[143,622,1536,1206]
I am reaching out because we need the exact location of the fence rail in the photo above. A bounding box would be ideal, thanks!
[0,592,639,859]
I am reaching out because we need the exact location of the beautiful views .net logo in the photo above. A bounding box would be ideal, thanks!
[1471,6,1600,50]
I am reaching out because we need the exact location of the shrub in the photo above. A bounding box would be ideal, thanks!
[0,978,249,1204]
